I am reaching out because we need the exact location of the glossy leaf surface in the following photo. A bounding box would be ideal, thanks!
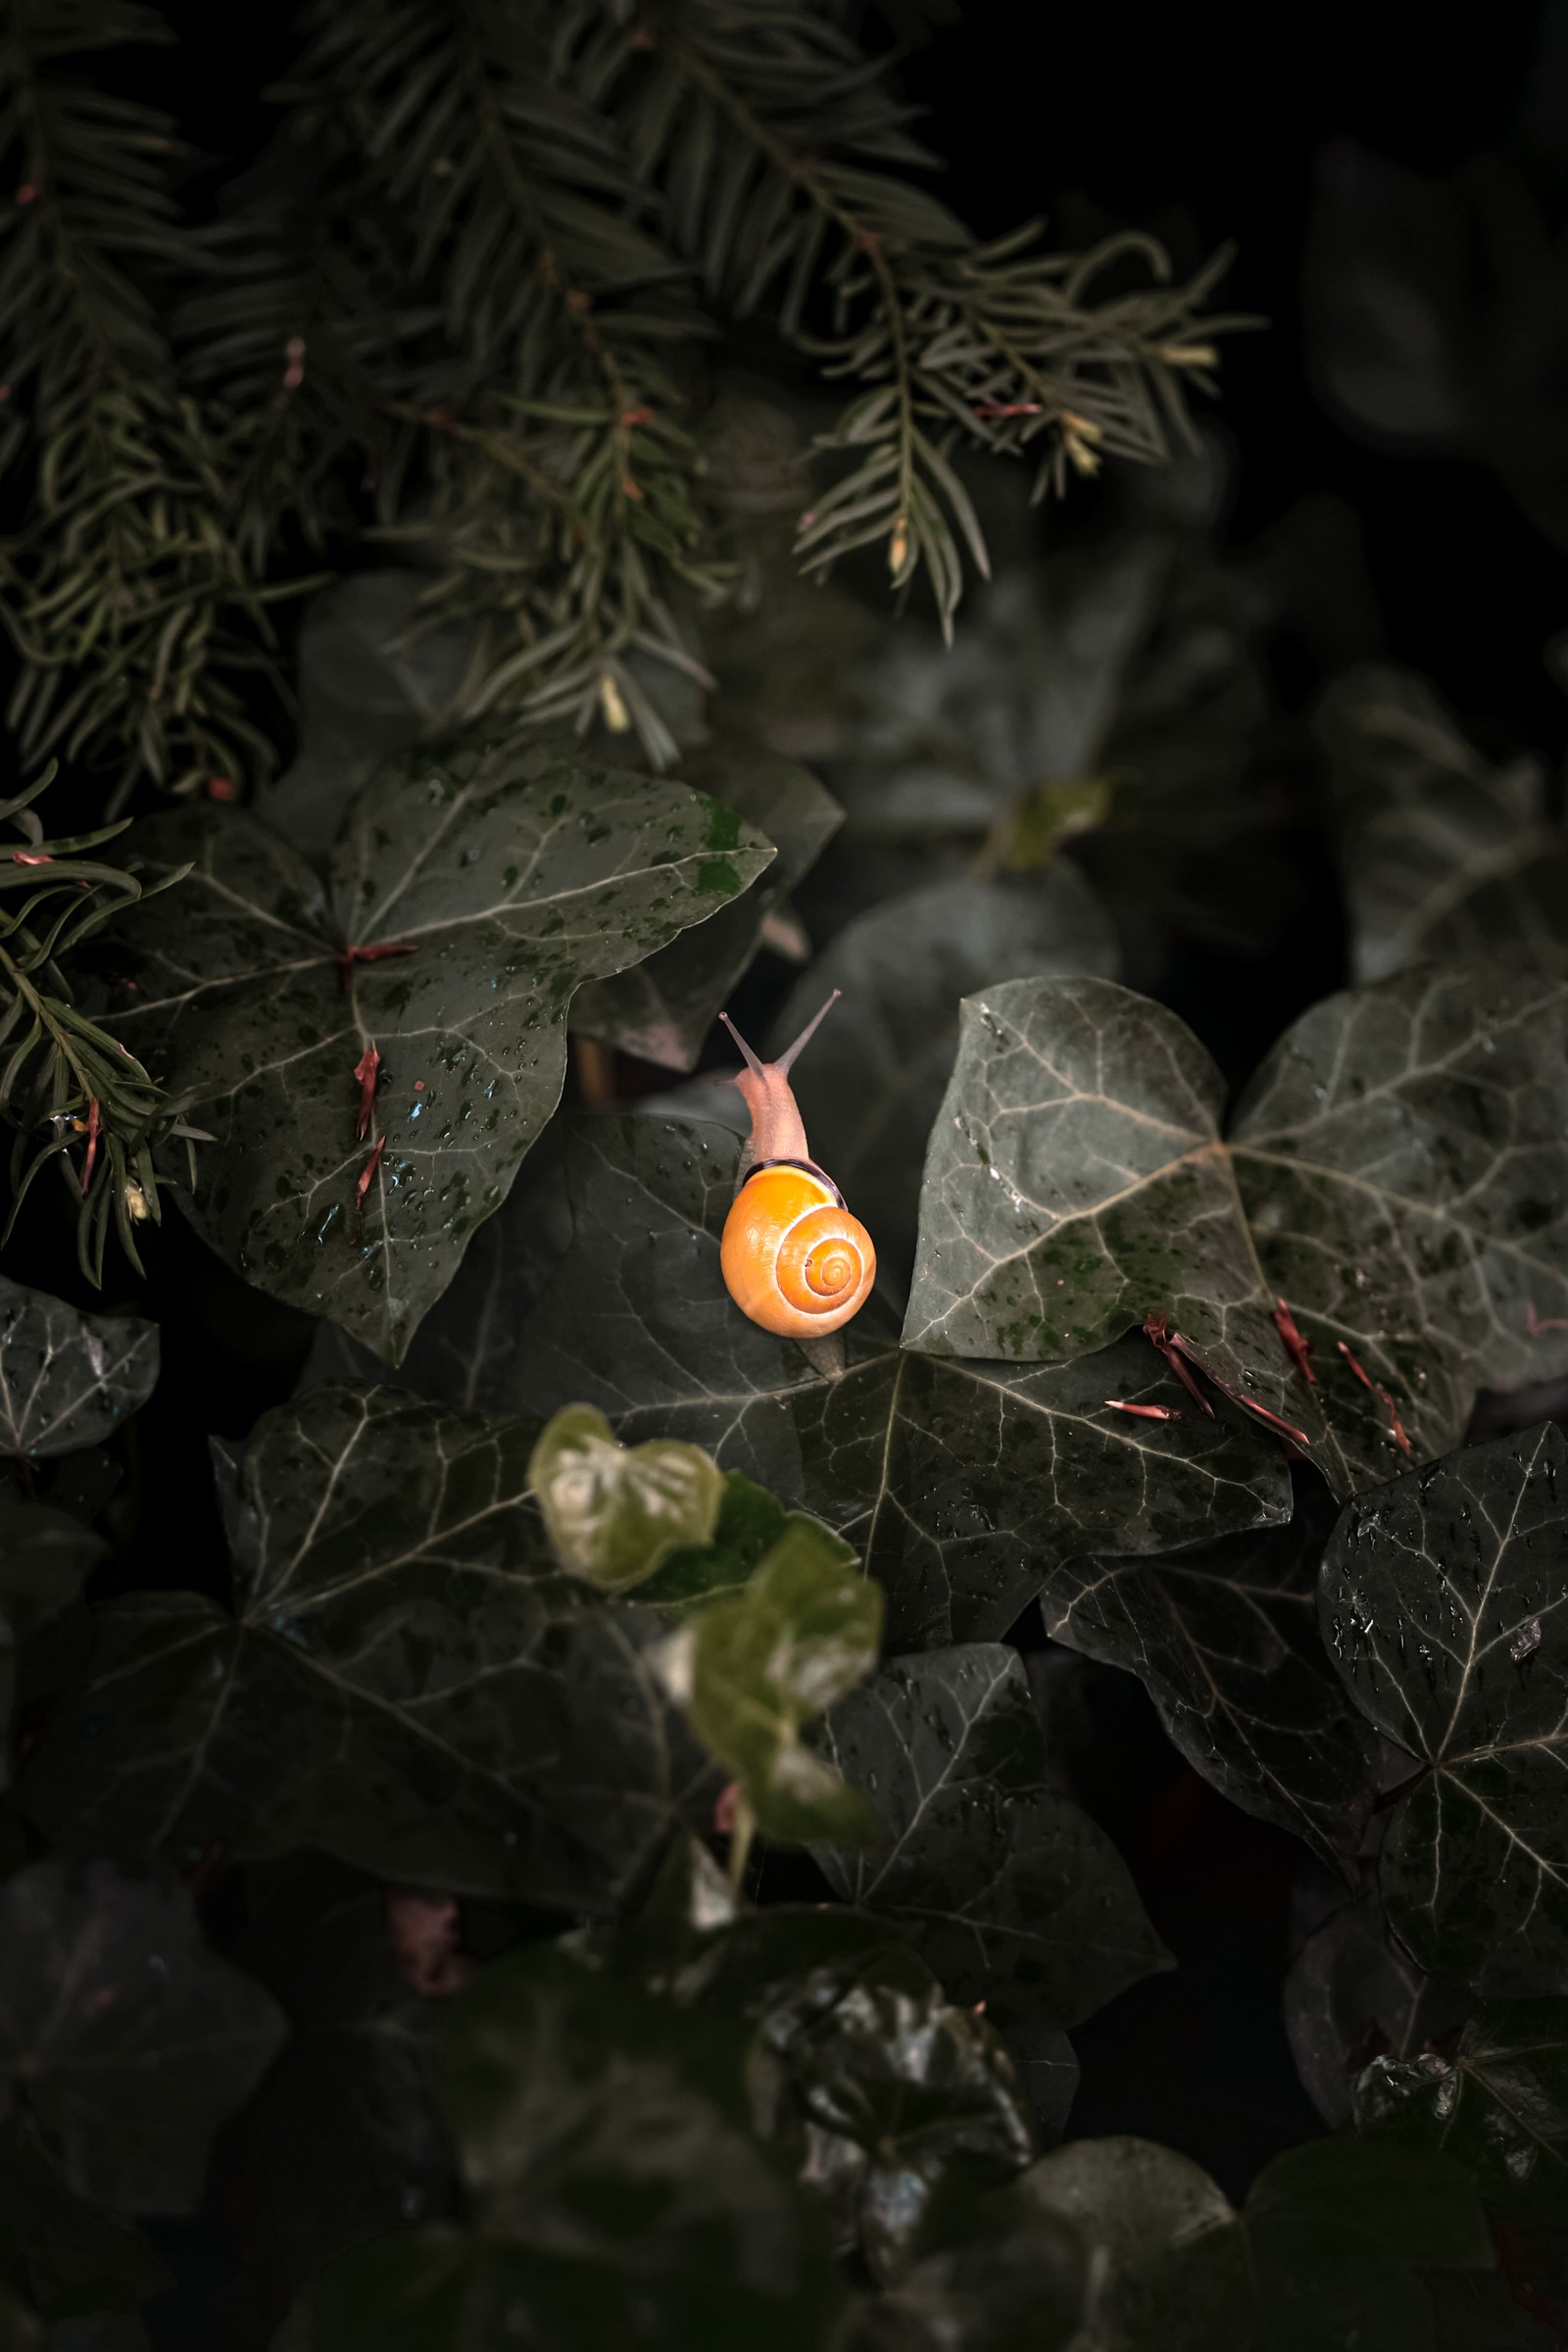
[1321,1422,1568,1992]
[812,1646,1171,2028]
[1043,1475,1379,1868]
[108,739,771,1356]
[24,1390,713,1910]
[904,966,1568,1492]
[504,1116,1290,1647]
[0,1281,157,1460]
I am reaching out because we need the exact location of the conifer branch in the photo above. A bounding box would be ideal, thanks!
[0,765,193,1282]
[0,0,295,800]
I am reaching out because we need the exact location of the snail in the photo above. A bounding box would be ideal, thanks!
[717,988,876,1339]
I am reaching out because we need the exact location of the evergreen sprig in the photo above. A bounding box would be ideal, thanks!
[0,0,1242,780]
[0,762,192,1281]
[0,0,298,802]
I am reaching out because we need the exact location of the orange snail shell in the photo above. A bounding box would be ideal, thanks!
[720,1165,876,1338]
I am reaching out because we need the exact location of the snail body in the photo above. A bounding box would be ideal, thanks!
[718,990,876,1339]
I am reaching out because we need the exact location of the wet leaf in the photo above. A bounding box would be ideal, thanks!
[0,1859,285,2213]
[1321,1421,1568,1993]
[23,1390,714,1912]
[587,1852,1032,2273]
[1043,1474,1380,1868]
[677,1519,882,1844]
[107,738,772,1358]
[294,1117,573,1411]
[811,1646,1171,2029]
[904,965,1568,1492]
[1355,1999,1568,2224]
[775,1935,1035,2280]
[503,1116,1290,1647]
[1285,1890,1470,2129]
[1317,666,1568,984]
[0,1281,157,1460]
[765,872,1117,1291]
[527,1404,724,1592]
[571,745,841,1071]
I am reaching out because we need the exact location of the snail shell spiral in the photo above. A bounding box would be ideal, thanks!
[719,1165,876,1338]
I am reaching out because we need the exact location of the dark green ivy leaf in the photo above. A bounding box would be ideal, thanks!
[108,738,773,1358]
[1042,1473,1380,1869]
[0,1860,285,2214]
[766,870,1118,1291]
[502,1116,1290,1647]
[409,1943,843,2349]
[904,965,1568,1492]
[1316,665,1568,984]
[1321,1420,1568,1993]
[1284,1891,1470,2129]
[294,1117,574,1413]
[811,1645,1171,2030]
[571,745,842,1071]
[527,1404,724,1592]
[1066,2132,1491,2352]
[0,1281,157,1460]
[257,572,478,870]
[1355,1999,1568,2225]
[24,1390,713,1912]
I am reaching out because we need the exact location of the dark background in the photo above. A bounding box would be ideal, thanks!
[16,0,1568,2221]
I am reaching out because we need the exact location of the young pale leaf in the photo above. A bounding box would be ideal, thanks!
[528,1403,724,1592]
[1284,1891,1470,2129]
[1354,1999,1568,2225]
[0,1860,285,2214]
[105,738,773,1359]
[23,1390,714,1912]
[1043,1474,1379,1870]
[905,965,1568,1493]
[502,1116,1290,1647]
[811,1646,1171,2030]
[638,1472,857,1614]
[1321,1421,1568,1994]
[0,1278,158,1459]
[1318,664,1568,983]
[570,746,841,1071]
[676,1519,882,1845]
[765,870,1118,1290]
